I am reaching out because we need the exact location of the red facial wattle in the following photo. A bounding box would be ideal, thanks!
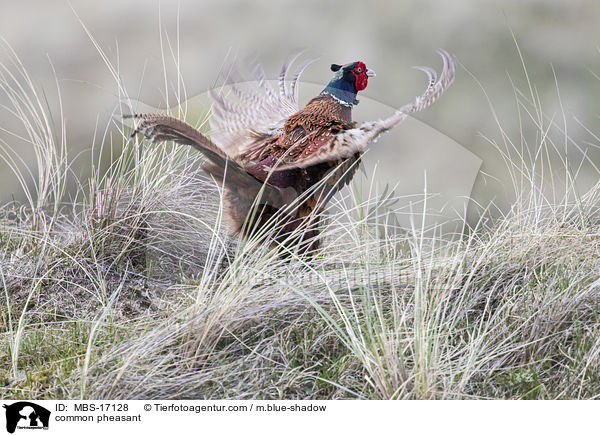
[353,62,368,91]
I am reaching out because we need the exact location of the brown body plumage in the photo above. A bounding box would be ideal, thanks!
[126,50,455,253]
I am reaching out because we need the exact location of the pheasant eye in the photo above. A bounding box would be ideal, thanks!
[355,67,363,74]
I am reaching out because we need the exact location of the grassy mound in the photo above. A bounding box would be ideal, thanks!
[1,40,600,399]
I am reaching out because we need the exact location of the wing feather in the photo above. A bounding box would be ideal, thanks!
[209,51,317,160]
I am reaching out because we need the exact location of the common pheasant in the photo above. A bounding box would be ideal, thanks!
[126,50,455,252]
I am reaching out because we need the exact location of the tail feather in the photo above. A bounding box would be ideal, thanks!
[124,113,227,161]
[125,113,291,235]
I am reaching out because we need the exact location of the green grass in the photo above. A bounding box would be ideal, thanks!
[1,35,600,399]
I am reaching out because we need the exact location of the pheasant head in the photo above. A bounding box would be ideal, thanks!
[321,61,375,107]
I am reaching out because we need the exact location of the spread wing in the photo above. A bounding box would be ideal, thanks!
[209,51,317,160]
[273,49,456,170]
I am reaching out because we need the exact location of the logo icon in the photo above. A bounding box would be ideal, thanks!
[2,402,50,434]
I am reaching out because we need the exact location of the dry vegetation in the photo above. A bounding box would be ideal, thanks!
[2,37,600,399]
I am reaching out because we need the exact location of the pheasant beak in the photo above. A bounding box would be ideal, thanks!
[366,69,376,77]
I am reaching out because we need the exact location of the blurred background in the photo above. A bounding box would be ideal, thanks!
[1,0,599,226]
